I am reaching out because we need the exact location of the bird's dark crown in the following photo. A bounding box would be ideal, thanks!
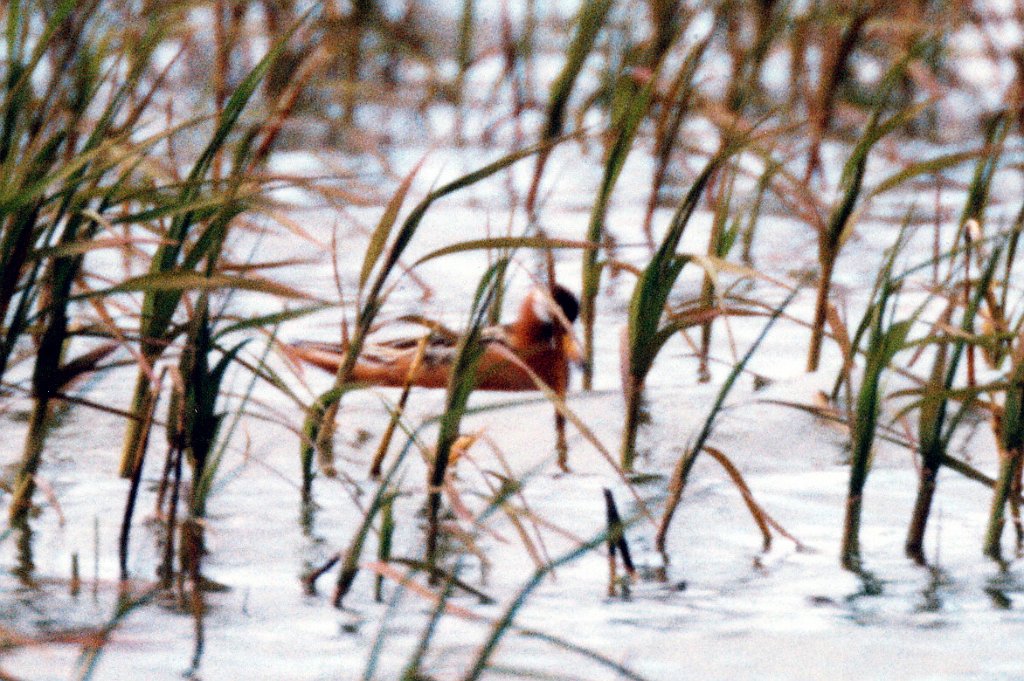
[551,284,579,324]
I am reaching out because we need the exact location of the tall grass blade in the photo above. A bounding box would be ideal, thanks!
[656,285,800,554]
[806,50,925,372]
[620,142,746,471]
[580,68,657,389]
[840,301,912,570]
[524,0,615,214]
[425,260,508,576]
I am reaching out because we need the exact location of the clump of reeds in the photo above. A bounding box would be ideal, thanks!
[619,150,732,471]
[10,2,1024,676]
[3,3,168,524]
[986,343,1024,561]
[903,112,1011,563]
[839,242,913,571]
[977,211,1024,561]
[425,261,508,577]
[117,20,309,482]
[806,50,923,374]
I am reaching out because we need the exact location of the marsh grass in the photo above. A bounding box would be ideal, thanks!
[579,66,657,390]
[806,49,925,373]
[655,285,800,555]
[903,113,1013,563]
[525,0,614,217]
[6,2,1024,678]
[619,147,738,471]
[839,244,914,570]
[425,260,507,579]
[3,2,170,524]
[117,15,309,480]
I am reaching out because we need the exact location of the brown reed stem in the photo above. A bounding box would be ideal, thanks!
[807,252,835,373]
[119,371,156,478]
[8,399,49,526]
[841,493,863,570]
[703,446,772,551]
[620,377,644,472]
[555,411,569,472]
[161,446,184,588]
[905,465,938,565]
[984,446,1023,560]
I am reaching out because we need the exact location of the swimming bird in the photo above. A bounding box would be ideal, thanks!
[289,284,581,470]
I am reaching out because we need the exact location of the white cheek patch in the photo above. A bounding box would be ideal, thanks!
[531,290,553,324]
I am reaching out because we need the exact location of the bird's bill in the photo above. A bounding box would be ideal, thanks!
[563,334,584,368]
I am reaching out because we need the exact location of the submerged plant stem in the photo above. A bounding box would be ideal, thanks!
[807,254,836,373]
[984,447,1023,560]
[905,466,938,564]
[8,398,49,526]
[620,377,644,472]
